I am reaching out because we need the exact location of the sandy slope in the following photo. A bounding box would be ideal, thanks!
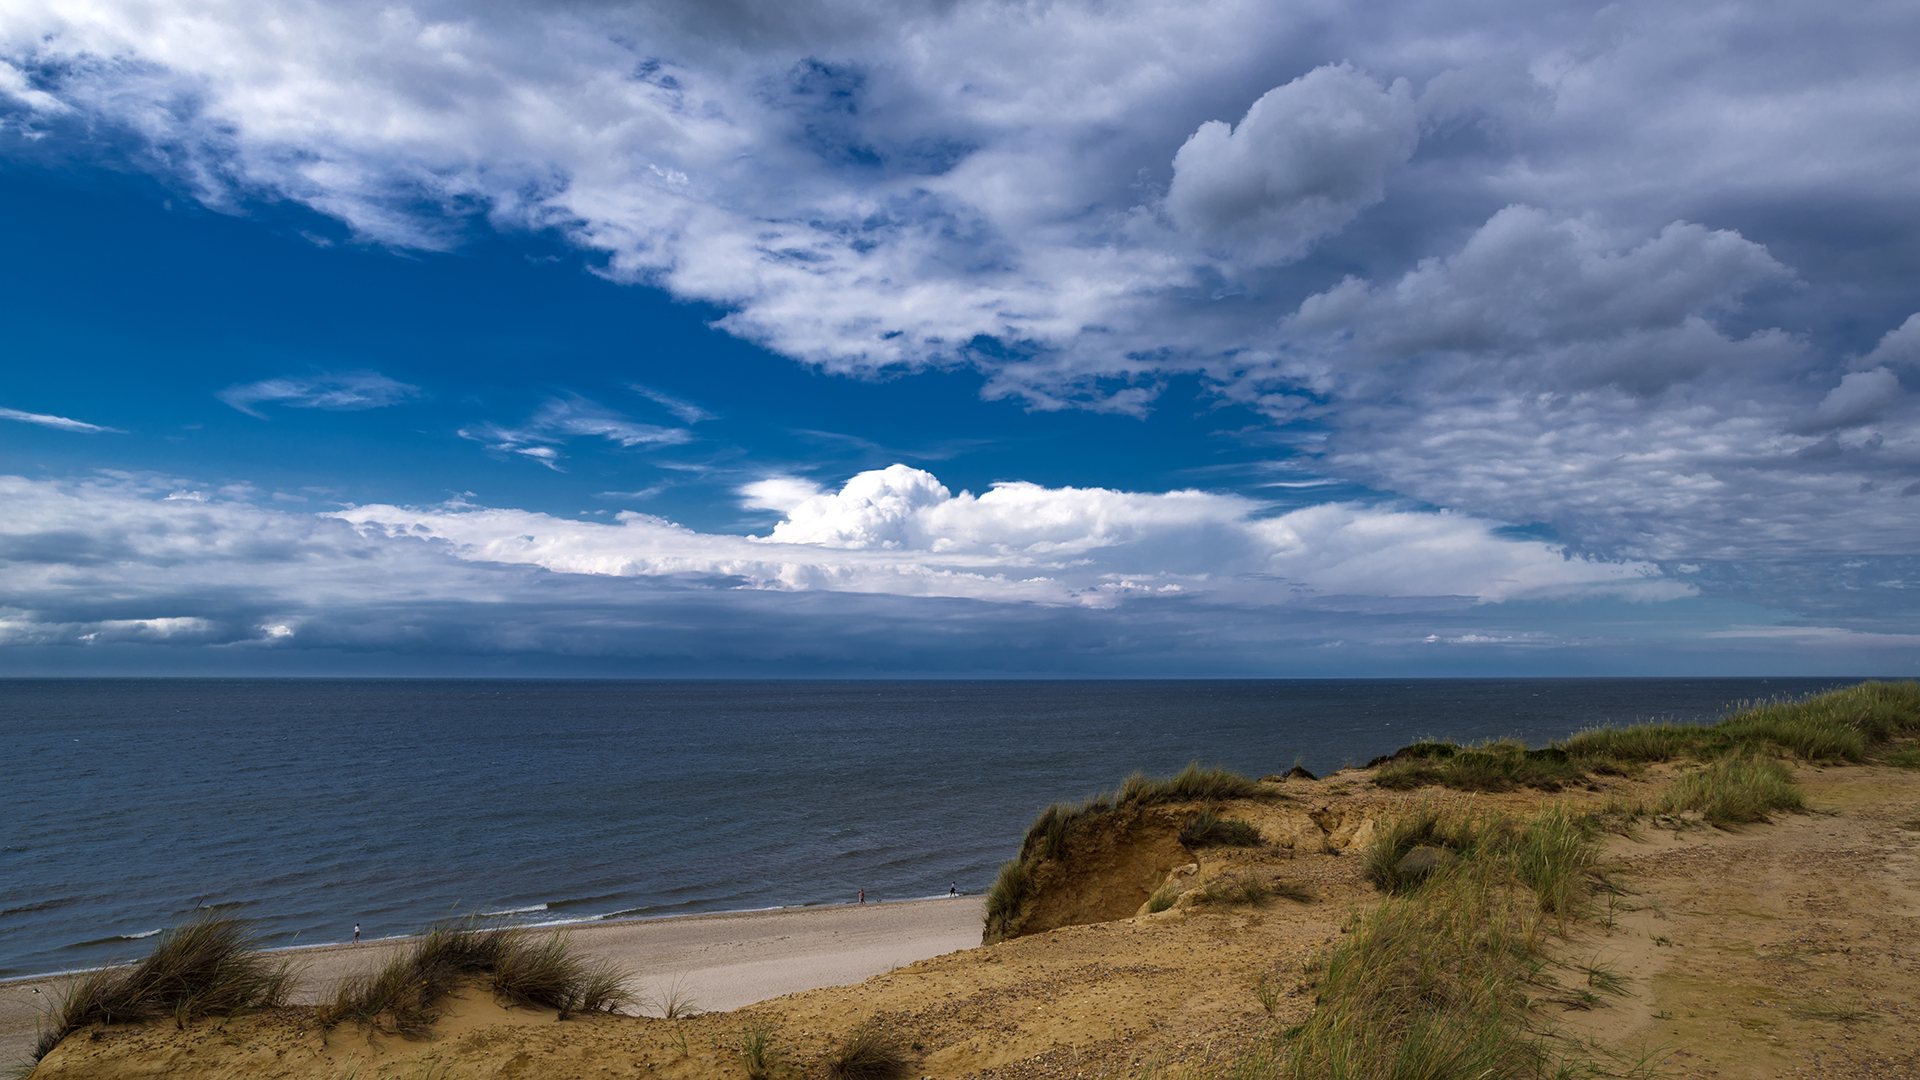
[0,897,981,1074]
[15,764,1920,1079]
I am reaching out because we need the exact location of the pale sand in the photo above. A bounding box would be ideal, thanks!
[0,896,985,1070]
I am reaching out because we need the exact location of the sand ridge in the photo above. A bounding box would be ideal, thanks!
[15,764,1920,1079]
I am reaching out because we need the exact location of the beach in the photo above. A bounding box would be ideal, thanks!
[0,896,984,1071]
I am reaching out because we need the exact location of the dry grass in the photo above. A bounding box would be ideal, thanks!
[825,1018,913,1080]
[29,912,295,1066]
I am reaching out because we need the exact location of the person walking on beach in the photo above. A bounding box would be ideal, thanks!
[950,882,958,897]
[858,889,865,904]
[352,923,360,944]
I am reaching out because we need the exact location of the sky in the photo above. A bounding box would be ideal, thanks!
[0,0,1917,677]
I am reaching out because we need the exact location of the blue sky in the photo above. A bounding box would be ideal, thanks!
[1,0,1916,676]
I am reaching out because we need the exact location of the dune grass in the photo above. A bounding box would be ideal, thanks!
[1654,753,1804,825]
[1367,681,1920,797]
[1205,801,1626,1080]
[737,1018,782,1080]
[28,912,295,1066]
[1179,809,1263,848]
[318,919,633,1038]
[982,859,1033,941]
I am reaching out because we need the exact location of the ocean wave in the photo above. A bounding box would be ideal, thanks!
[478,904,549,916]
[62,929,161,950]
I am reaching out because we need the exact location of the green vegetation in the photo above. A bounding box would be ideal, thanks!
[737,1018,782,1080]
[1145,883,1181,914]
[1368,681,1920,795]
[983,859,1032,940]
[28,912,294,1067]
[824,1018,913,1080]
[1885,746,1920,768]
[1179,809,1263,848]
[1195,801,1626,1080]
[319,919,633,1038]
[1654,753,1804,825]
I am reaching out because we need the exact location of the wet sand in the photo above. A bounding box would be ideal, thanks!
[0,896,984,1070]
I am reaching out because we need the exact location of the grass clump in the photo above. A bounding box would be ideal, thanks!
[1655,754,1804,826]
[1196,872,1272,907]
[1145,884,1181,914]
[1122,762,1270,805]
[319,920,633,1038]
[982,859,1032,942]
[825,1018,913,1080]
[28,912,294,1066]
[1179,809,1263,849]
[737,1018,782,1080]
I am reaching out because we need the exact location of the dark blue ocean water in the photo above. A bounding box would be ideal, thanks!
[0,677,1871,979]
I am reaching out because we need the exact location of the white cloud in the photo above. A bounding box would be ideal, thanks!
[0,406,123,433]
[458,394,692,469]
[4,0,1920,579]
[21,471,1920,675]
[217,372,421,418]
[337,464,1680,606]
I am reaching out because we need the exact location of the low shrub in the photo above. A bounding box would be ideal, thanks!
[30,912,294,1065]
[1145,884,1180,914]
[1179,810,1262,848]
[825,1018,913,1080]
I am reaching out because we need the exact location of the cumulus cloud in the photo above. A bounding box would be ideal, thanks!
[19,471,1920,675]
[1856,313,1920,370]
[1165,63,1415,264]
[217,372,421,418]
[336,464,1682,606]
[1207,207,1920,562]
[0,406,123,433]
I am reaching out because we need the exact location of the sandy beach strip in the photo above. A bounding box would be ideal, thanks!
[0,896,986,1069]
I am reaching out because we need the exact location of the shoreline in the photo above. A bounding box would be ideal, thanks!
[0,892,978,987]
[1,895,986,1070]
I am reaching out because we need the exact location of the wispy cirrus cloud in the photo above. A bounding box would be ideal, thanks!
[458,394,693,470]
[0,406,123,433]
[217,372,421,418]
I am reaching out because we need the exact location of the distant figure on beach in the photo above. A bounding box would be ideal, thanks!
[352,923,360,944]
[858,889,865,904]
[950,882,958,897]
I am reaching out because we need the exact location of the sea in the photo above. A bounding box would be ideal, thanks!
[0,676,1875,980]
